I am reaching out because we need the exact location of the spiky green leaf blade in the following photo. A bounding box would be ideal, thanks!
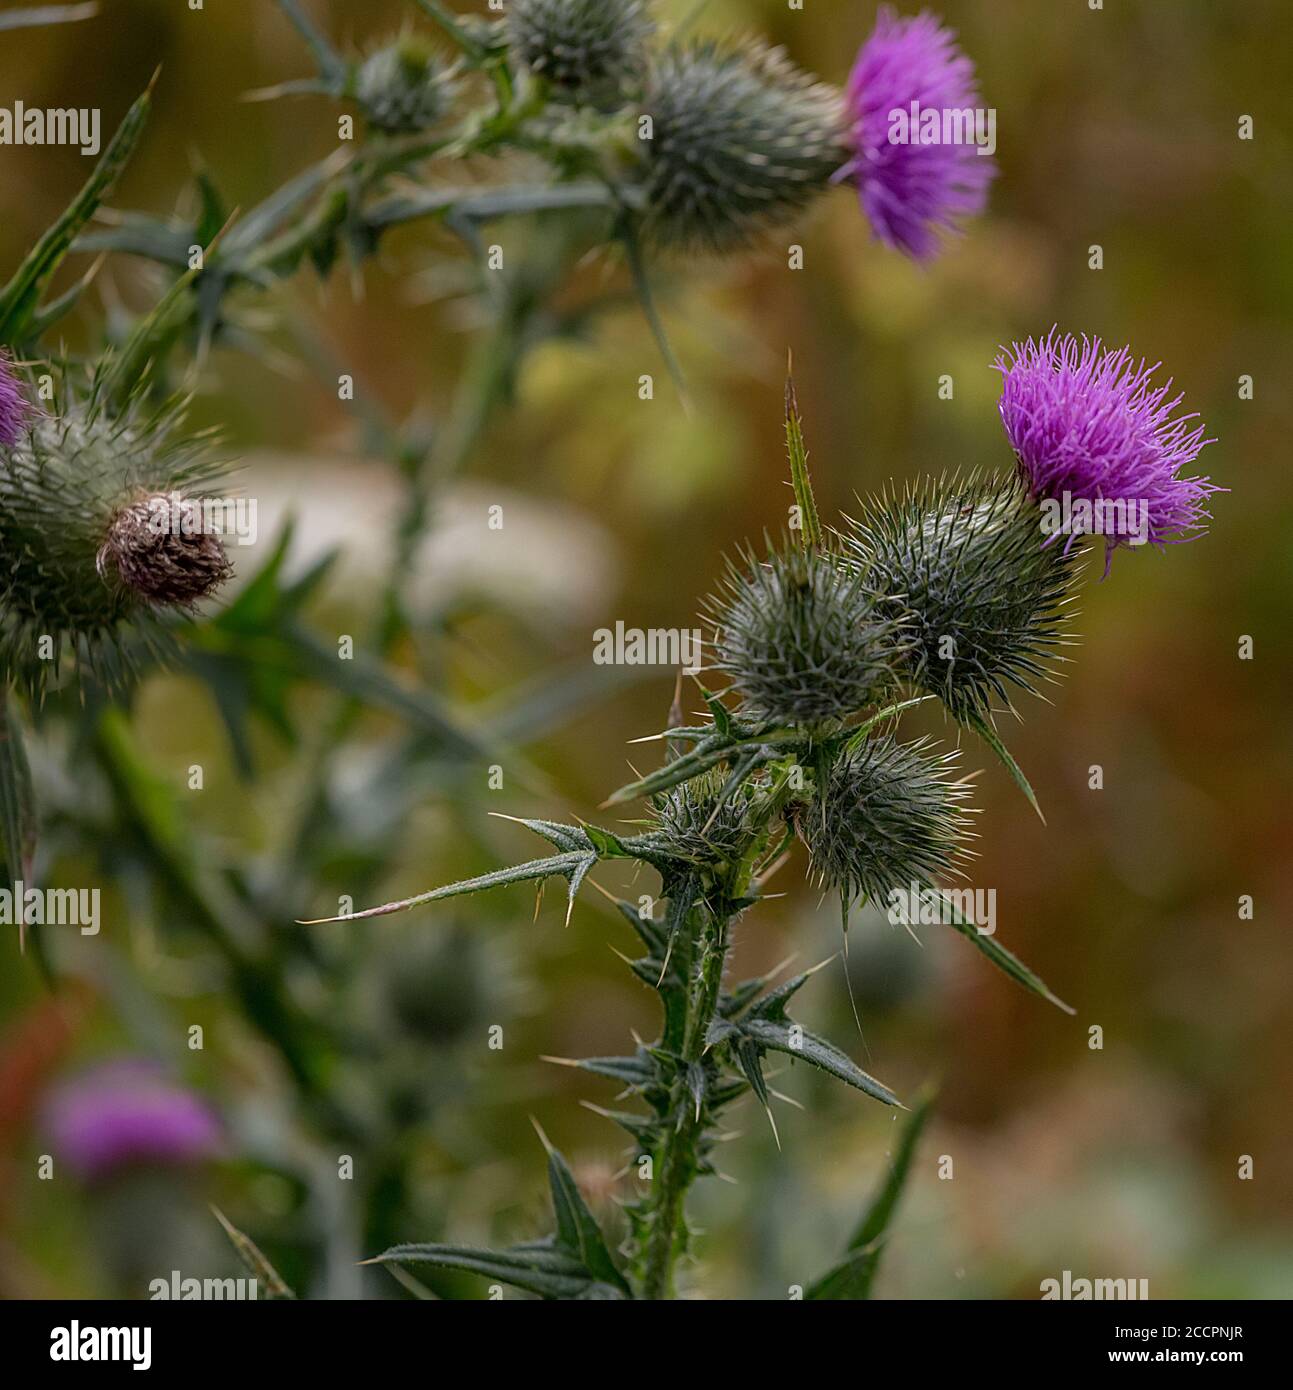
[849,1088,935,1251]
[542,1143,631,1295]
[946,904,1074,1014]
[211,1206,296,1300]
[784,367,822,550]
[369,1238,618,1300]
[737,1018,899,1107]
[805,1239,884,1300]
[965,711,1046,823]
[298,851,597,923]
[0,78,153,343]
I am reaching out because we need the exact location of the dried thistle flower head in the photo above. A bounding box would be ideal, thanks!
[800,734,973,908]
[650,766,752,865]
[0,352,31,447]
[96,492,232,607]
[507,0,653,107]
[843,474,1077,720]
[0,386,231,694]
[708,541,902,729]
[642,40,849,252]
[355,34,454,134]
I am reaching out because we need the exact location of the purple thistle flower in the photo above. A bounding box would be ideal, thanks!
[0,351,29,447]
[994,330,1219,566]
[841,7,996,262]
[44,1059,222,1182]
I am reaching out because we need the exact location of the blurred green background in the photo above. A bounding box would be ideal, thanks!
[1,0,1290,1299]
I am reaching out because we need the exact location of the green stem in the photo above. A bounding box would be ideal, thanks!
[641,897,730,1300]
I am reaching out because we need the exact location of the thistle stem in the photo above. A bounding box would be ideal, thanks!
[640,898,731,1299]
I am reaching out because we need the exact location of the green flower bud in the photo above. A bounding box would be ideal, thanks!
[355,35,453,134]
[642,40,849,252]
[799,735,973,908]
[507,0,653,108]
[708,541,902,730]
[843,475,1077,720]
[651,767,752,865]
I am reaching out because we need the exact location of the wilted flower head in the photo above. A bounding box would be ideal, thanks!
[995,330,1219,561]
[708,541,901,728]
[96,491,232,608]
[0,352,30,447]
[842,7,995,262]
[799,734,973,908]
[507,0,653,107]
[844,473,1077,720]
[355,34,453,134]
[643,40,849,252]
[44,1060,221,1182]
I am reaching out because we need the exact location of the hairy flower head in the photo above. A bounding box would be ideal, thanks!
[995,330,1219,561]
[799,734,973,908]
[707,541,903,729]
[843,473,1077,720]
[0,352,32,447]
[842,7,995,262]
[643,40,849,252]
[507,0,653,107]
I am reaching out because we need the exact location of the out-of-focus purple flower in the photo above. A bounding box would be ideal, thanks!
[841,7,996,262]
[44,1060,222,1182]
[0,352,29,447]
[994,330,1219,564]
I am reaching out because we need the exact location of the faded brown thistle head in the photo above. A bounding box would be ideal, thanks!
[96,491,232,607]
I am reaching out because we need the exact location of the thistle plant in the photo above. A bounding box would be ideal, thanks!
[308,351,1217,1300]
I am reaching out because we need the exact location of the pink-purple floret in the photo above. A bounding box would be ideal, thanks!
[995,330,1220,561]
[843,7,996,262]
[44,1059,222,1182]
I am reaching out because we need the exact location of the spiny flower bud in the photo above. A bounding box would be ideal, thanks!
[651,767,752,865]
[96,492,232,607]
[707,541,902,729]
[0,352,30,447]
[507,0,653,108]
[355,35,454,134]
[0,389,231,693]
[843,474,1076,721]
[642,40,849,252]
[799,734,972,908]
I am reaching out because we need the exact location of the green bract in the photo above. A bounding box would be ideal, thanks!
[506,0,653,107]
[642,40,849,251]
[708,540,902,729]
[843,474,1077,721]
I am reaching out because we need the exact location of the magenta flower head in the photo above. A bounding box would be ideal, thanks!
[842,7,996,262]
[0,351,30,447]
[44,1059,222,1183]
[995,330,1219,565]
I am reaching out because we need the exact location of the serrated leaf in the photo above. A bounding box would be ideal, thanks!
[805,1240,884,1300]
[736,1019,899,1107]
[572,1054,657,1088]
[370,1238,618,1300]
[298,850,597,923]
[849,1088,934,1251]
[965,711,1046,824]
[945,905,1074,1015]
[542,1142,630,1294]
[0,78,152,343]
